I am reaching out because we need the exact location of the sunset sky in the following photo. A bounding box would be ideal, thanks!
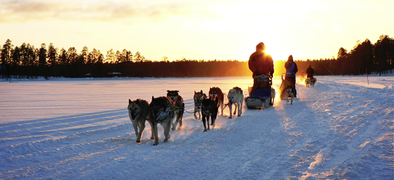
[0,0,393,61]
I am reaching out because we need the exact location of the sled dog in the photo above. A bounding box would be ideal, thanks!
[201,97,219,132]
[284,86,294,104]
[227,87,244,118]
[127,99,154,144]
[193,90,207,119]
[149,96,175,145]
[305,77,316,87]
[209,87,224,116]
[166,90,185,131]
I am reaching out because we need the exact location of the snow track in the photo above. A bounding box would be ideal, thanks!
[0,76,393,179]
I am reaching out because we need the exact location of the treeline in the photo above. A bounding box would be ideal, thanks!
[0,35,393,78]
[0,40,251,78]
[295,35,394,76]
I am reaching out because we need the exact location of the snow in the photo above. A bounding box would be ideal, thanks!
[0,76,393,179]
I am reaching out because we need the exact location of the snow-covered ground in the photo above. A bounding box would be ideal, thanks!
[0,76,393,179]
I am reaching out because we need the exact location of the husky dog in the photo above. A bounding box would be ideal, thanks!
[201,97,219,132]
[305,77,316,87]
[209,87,224,116]
[227,87,244,118]
[166,90,184,131]
[127,99,154,144]
[149,96,175,145]
[283,86,294,104]
[193,90,207,119]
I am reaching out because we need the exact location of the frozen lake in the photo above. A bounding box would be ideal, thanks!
[0,76,393,179]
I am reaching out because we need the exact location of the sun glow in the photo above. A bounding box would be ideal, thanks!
[264,47,287,62]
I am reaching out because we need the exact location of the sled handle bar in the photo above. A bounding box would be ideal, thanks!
[254,74,272,79]
[281,73,295,80]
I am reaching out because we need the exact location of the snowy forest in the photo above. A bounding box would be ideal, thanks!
[0,35,393,78]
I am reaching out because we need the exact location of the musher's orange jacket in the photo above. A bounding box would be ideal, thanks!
[248,52,274,77]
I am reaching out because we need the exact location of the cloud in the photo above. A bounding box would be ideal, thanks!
[0,0,215,23]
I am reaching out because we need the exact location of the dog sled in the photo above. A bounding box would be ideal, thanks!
[305,77,317,87]
[279,73,295,104]
[245,74,275,109]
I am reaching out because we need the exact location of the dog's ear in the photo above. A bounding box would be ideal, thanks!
[129,99,132,104]
[200,90,203,94]
[152,96,154,101]
[136,99,140,105]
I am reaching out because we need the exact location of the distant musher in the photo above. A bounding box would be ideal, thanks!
[284,55,298,97]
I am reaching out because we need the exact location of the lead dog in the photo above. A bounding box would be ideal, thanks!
[166,90,184,131]
[201,97,219,132]
[227,87,244,118]
[209,87,224,116]
[193,90,207,119]
[127,99,154,144]
[149,96,175,145]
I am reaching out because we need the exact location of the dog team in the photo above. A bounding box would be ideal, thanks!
[127,87,244,145]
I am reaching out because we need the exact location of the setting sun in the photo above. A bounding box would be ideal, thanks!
[264,47,286,62]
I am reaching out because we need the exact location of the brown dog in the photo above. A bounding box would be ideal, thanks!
[209,87,224,116]
[166,90,185,131]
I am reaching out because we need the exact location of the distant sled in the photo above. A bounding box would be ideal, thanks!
[305,77,317,87]
[279,73,294,104]
[245,75,275,109]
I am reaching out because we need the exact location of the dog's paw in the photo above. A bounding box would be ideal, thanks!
[136,140,141,144]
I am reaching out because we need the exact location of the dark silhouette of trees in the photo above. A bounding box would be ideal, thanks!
[1,39,12,65]
[374,35,394,75]
[38,43,47,66]
[1,35,393,79]
[348,39,374,75]
[296,35,393,76]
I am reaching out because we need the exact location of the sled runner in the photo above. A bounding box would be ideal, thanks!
[245,74,275,109]
[279,73,295,104]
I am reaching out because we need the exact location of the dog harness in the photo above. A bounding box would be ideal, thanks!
[156,108,173,121]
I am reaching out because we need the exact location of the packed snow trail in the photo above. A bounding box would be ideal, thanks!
[0,76,392,179]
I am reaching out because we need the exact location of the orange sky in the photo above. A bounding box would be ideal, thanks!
[1,0,393,61]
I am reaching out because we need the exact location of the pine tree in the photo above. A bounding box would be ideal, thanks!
[1,39,12,65]
[38,43,47,66]
[47,43,57,65]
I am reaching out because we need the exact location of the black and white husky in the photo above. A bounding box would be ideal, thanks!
[201,97,219,132]
[149,96,175,145]
[193,90,207,119]
[283,87,294,104]
[166,90,184,131]
[227,87,244,118]
[127,99,154,144]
